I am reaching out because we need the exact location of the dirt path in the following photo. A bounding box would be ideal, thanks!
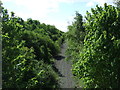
[54,43,75,88]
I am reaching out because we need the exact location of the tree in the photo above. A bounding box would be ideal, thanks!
[65,12,85,64]
[73,3,120,88]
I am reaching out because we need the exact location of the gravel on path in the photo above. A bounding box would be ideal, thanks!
[54,43,75,88]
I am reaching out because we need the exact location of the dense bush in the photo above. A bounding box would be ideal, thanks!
[66,4,120,89]
[2,6,64,89]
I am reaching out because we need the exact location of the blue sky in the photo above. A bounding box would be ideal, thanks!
[2,0,114,32]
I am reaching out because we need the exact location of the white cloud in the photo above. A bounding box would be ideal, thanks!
[55,22,68,32]
[93,0,108,6]
[2,0,114,32]
[2,0,59,20]
[2,0,11,2]
[86,0,113,7]
[2,0,81,32]
[2,0,81,17]
[2,0,81,19]
[86,1,95,7]
[42,19,69,32]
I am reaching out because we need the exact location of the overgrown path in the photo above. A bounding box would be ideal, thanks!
[54,43,75,88]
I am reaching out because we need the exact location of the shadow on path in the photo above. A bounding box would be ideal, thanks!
[54,55,65,61]
[53,65,64,77]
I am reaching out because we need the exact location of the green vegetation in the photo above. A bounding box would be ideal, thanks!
[2,1,120,89]
[66,3,120,89]
[65,11,86,88]
[2,6,64,88]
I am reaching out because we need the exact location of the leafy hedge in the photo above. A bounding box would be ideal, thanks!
[66,4,120,89]
[2,6,64,89]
